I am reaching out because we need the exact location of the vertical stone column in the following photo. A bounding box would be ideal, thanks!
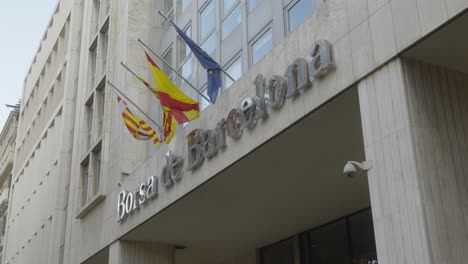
[358,58,468,264]
[108,240,175,264]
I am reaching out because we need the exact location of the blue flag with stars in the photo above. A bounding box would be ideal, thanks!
[169,20,222,103]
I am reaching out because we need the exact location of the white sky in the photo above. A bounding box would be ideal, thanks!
[0,0,59,129]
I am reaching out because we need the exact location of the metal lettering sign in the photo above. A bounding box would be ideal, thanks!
[186,39,334,170]
[117,151,184,222]
[117,39,335,221]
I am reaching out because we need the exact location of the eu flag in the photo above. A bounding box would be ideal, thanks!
[170,20,222,103]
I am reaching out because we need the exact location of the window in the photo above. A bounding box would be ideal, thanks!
[178,24,192,64]
[162,46,174,79]
[222,4,241,40]
[261,238,295,264]
[101,29,109,74]
[306,219,351,264]
[178,0,191,14]
[223,0,237,15]
[349,210,378,262]
[201,32,216,55]
[97,87,105,135]
[92,0,100,34]
[297,209,377,264]
[200,86,210,111]
[200,1,215,41]
[89,46,98,88]
[248,0,262,12]
[92,148,102,196]
[163,0,173,14]
[80,160,90,206]
[163,0,174,32]
[180,57,192,79]
[251,28,273,65]
[224,56,242,88]
[287,0,314,32]
[86,99,94,149]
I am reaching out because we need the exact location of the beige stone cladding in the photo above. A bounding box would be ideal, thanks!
[2,0,84,263]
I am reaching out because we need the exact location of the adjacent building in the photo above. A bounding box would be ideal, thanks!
[3,0,468,264]
[0,107,19,263]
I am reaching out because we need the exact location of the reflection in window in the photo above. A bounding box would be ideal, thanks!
[92,148,102,196]
[222,4,241,40]
[80,161,89,206]
[225,56,242,88]
[200,87,210,111]
[261,238,295,264]
[178,0,191,13]
[181,57,192,79]
[86,100,94,149]
[162,47,173,79]
[307,220,351,264]
[178,24,191,64]
[296,209,377,264]
[201,32,216,55]
[224,0,237,14]
[248,0,262,12]
[251,28,273,65]
[350,210,378,263]
[163,0,173,13]
[200,1,215,41]
[288,0,314,32]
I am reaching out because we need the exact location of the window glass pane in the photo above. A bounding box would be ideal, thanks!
[201,32,216,56]
[288,0,314,32]
[225,57,242,88]
[93,150,101,195]
[261,238,295,264]
[224,0,237,14]
[162,47,173,77]
[200,1,215,40]
[200,88,210,111]
[178,25,191,64]
[308,219,350,264]
[164,0,173,13]
[248,0,262,12]
[181,57,192,79]
[178,0,191,13]
[251,28,273,65]
[81,163,89,206]
[350,210,378,263]
[222,5,241,40]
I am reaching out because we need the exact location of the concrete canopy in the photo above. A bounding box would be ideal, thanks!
[122,88,370,264]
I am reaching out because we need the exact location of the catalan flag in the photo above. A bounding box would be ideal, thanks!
[168,20,222,103]
[137,51,200,143]
[117,96,160,146]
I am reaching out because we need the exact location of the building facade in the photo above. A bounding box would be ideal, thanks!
[0,108,19,263]
[3,0,468,264]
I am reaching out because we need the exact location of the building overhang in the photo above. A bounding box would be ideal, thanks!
[121,88,369,264]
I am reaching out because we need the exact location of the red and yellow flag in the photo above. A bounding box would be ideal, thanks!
[138,51,200,143]
[117,96,160,146]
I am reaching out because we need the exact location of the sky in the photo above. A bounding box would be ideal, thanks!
[0,0,59,129]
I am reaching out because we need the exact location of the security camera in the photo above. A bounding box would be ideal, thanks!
[343,161,372,178]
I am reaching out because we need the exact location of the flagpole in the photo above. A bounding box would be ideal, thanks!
[137,39,213,104]
[107,80,164,135]
[157,11,237,83]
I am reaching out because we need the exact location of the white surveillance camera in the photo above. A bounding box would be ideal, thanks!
[343,161,372,178]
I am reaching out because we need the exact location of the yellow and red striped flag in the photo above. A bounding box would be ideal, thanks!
[138,50,200,143]
[117,96,160,146]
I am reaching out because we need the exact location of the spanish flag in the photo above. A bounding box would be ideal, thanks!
[141,51,200,143]
[117,96,161,146]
